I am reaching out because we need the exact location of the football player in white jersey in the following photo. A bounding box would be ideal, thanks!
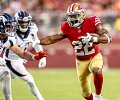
[0,13,47,100]
[0,14,14,100]
[3,11,46,100]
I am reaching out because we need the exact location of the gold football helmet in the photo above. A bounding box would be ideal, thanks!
[67,3,86,27]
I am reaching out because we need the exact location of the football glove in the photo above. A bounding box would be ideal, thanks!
[33,51,48,60]
[38,57,46,68]
[81,33,92,44]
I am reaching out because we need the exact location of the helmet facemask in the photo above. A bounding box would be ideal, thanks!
[0,27,8,40]
[17,20,30,32]
[5,22,13,34]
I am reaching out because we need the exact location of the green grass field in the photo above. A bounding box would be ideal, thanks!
[0,68,120,100]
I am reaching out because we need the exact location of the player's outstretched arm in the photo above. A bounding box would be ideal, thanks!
[39,33,67,45]
[10,45,47,60]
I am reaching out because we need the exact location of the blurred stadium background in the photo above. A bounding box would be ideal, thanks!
[1,0,120,100]
[1,0,120,69]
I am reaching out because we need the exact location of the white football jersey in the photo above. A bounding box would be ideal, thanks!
[0,36,16,54]
[0,36,15,49]
[4,22,40,60]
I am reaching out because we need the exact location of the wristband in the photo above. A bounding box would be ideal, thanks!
[103,34,111,43]
[92,37,98,42]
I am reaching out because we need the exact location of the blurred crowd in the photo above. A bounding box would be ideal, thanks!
[1,0,120,37]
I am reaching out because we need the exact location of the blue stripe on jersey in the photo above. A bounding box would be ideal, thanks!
[5,59,26,76]
[5,49,9,57]
[9,40,13,47]
[31,34,34,37]
[24,29,30,38]
[5,39,14,58]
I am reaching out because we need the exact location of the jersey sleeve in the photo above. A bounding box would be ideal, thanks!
[91,16,101,29]
[30,22,38,34]
[7,37,16,49]
[29,23,43,51]
[34,44,43,52]
[30,23,39,41]
[32,25,43,51]
[60,22,69,35]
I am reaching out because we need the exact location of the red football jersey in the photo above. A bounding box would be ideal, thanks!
[61,16,101,60]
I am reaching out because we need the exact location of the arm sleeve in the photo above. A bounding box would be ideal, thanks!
[60,22,69,36]
[34,34,43,52]
[34,44,43,52]
[31,23,43,52]
[7,37,16,49]
[92,16,101,29]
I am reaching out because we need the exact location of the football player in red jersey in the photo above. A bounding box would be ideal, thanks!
[37,3,112,100]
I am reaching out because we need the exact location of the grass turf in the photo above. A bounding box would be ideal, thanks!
[0,68,120,100]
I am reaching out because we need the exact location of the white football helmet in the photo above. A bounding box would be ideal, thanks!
[0,14,14,40]
[67,3,86,27]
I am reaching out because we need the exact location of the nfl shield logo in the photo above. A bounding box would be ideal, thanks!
[78,29,81,33]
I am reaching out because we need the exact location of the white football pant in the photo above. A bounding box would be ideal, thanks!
[5,60,44,100]
[0,66,12,100]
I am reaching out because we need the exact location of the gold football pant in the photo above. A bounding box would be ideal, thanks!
[76,53,103,97]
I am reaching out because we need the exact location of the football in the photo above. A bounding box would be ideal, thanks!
[90,33,100,37]
[90,33,100,44]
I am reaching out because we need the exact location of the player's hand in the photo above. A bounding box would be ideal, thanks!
[33,51,48,60]
[81,33,92,44]
[38,57,46,68]
[0,57,5,66]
